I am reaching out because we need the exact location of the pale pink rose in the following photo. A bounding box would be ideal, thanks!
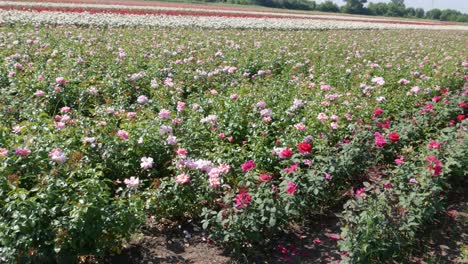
[208,168,221,179]
[371,77,385,86]
[60,107,71,113]
[176,173,190,184]
[209,177,221,188]
[172,118,182,125]
[54,122,66,130]
[218,163,230,174]
[294,123,306,131]
[55,77,66,85]
[140,157,154,170]
[0,148,8,158]
[177,148,188,157]
[166,136,177,145]
[12,125,25,133]
[330,122,339,130]
[49,148,67,164]
[34,90,45,97]
[159,109,171,119]
[345,113,353,121]
[117,130,129,140]
[82,137,96,144]
[124,176,140,189]
[177,101,186,112]
[262,116,272,123]
[137,95,149,104]
[317,113,328,122]
[127,112,137,119]
[320,84,331,91]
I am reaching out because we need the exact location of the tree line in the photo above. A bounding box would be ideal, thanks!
[200,0,468,22]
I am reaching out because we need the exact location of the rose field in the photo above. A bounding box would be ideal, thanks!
[0,2,468,264]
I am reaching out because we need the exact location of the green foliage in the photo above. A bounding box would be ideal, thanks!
[317,0,340,13]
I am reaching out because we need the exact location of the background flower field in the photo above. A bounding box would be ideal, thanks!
[0,10,467,264]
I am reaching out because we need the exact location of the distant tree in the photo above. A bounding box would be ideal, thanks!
[415,8,425,18]
[368,2,388,16]
[386,0,405,17]
[309,1,317,10]
[391,0,405,7]
[456,15,468,22]
[343,0,367,14]
[439,9,462,21]
[404,7,416,17]
[426,9,442,20]
[317,0,340,12]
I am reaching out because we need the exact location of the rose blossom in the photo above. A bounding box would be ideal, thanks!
[284,163,299,173]
[374,132,387,148]
[297,142,312,154]
[49,148,67,164]
[395,157,405,165]
[235,192,252,209]
[355,188,365,196]
[177,148,188,157]
[294,123,306,131]
[140,157,154,170]
[388,132,400,142]
[177,101,186,112]
[175,173,190,184]
[124,176,140,189]
[373,108,384,117]
[427,141,441,149]
[15,148,31,157]
[241,160,255,172]
[209,177,221,188]
[166,136,178,145]
[0,148,9,158]
[159,109,171,119]
[258,174,272,183]
[317,112,328,122]
[280,149,293,159]
[286,182,297,195]
[137,95,149,104]
[34,90,45,97]
[117,130,129,140]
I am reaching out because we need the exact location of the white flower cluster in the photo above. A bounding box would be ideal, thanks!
[1,10,467,30]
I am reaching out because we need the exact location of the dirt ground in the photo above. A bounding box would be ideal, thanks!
[107,201,466,264]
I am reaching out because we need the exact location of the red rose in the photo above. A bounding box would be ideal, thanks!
[258,174,272,183]
[281,149,293,158]
[373,108,384,116]
[241,160,255,172]
[457,114,465,121]
[432,96,442,102]
[388,132,400,142]
[459,102,467,108]
[235,192,252,209]
[297,142,312,154]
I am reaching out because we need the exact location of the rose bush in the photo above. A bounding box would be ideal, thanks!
[0,24,466,262]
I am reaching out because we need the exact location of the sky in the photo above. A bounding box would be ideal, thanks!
[315,0,468,14]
